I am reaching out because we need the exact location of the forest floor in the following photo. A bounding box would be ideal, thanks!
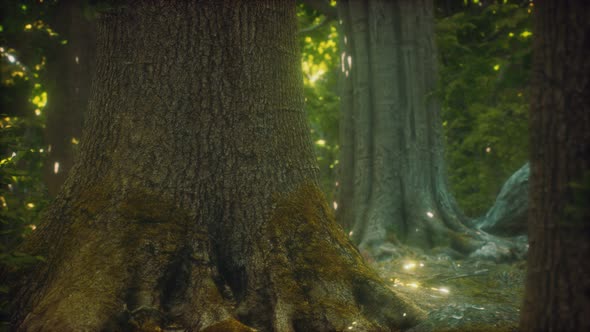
[371,255,526,332]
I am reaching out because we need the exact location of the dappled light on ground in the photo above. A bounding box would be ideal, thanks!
[371,256,525,332]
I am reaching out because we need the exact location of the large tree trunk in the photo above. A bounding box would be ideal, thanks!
[11,1,423,331]
[520,1,590,331]
[336,0,473,254]
[43,0,96,197]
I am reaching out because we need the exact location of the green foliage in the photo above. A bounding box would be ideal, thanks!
[0,117,48,241]
[297,3,340,203]
[436,0,532,217]
[0,0,56,323]
[0,105,49,327]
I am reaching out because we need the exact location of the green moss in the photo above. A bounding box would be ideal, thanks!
[444,265,525,305]
[202,318,255,332]
[435,323,519,332]
[21,182,196,330]
[452,275,502,299]
[267,181,370,282]
[264,183,356,315]
[75,179,191,226]
[75,182,112,215]
[119,190,188,223]
[263,182,419,325]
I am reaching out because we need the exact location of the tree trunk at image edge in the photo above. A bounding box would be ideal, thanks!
[336,0,479,255]
[11,1,423,331]
[43,0,96,197]
[520,1,590,331]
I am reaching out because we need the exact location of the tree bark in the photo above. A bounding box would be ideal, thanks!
[11,1,423,331]
[43,0,96,197]
[474,163,529,236]
[520,1,590,331]
[336,0,473,254]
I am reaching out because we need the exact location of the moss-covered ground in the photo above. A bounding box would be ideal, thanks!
[368,255,525,332]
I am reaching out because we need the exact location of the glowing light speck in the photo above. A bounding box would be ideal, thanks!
[309,69,325,83]
[53,161,60,174]
[403,262,417,270]
[520,30,532,38]
[349,231,354,237]
[426,211,434,218]
[333,201,338,210]
[7,54,15,63]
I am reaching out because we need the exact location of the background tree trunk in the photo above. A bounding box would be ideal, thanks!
[474,163,529,236]
[43,0,96,197]
[336,0,472,254]
[12,1,423,331]
[520,1,590,331]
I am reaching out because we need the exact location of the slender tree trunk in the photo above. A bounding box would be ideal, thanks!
[12,1,423,331]
[520,1,590,331]
[336,0,472,254]
[43,0,96,197]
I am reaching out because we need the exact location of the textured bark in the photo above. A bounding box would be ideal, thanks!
[475,163,529,236]
[336,0,475,254]
[43,0,96,197]
[520,1,590,331]
[11,1,423,331]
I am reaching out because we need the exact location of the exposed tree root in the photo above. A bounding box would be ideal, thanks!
[256,183,425,331]
[12,183,425,331]
[350,188,528,263]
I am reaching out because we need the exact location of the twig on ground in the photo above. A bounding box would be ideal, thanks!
[439,269,489,282]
